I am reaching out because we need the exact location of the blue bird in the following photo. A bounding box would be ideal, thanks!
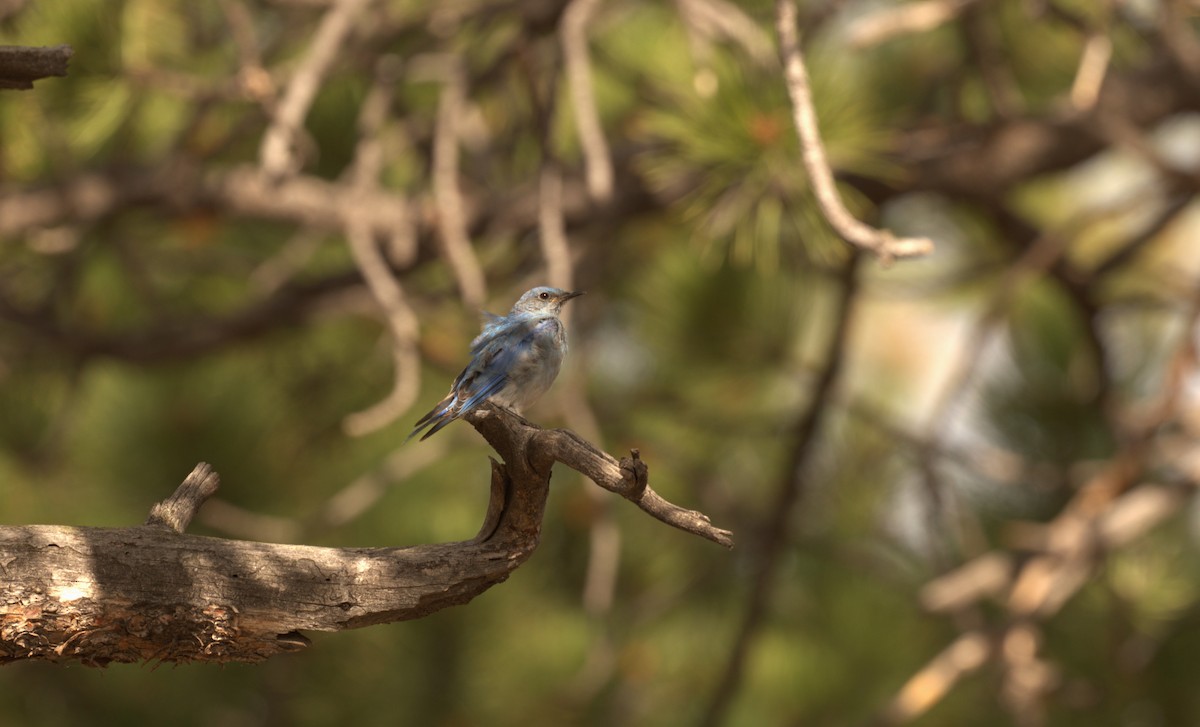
[408,286,584,441]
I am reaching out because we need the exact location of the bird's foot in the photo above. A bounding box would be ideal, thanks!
[494,404,537,429]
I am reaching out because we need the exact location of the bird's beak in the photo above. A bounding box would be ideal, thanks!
[562,291,585,302]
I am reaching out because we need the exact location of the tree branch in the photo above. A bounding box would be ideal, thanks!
[145,463,221,533]
[0,45,72,90]
[0,407,729,665]
[560,0,614,204]
[258,0,373,177]
[702,254,861,727]
[431,57,488,310]
[466,406,734,548]
[775,1,934,262]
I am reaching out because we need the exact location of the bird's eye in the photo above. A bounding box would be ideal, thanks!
[539,292,550,300]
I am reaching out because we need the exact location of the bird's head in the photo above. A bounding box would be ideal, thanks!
[510,286,584,315]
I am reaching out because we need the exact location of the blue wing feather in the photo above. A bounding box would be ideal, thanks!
[408,312,555,441]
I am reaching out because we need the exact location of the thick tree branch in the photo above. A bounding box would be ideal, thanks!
[0,45,72,89]
[0,408,729,665]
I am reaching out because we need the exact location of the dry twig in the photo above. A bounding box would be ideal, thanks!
[845,0,979,49]
[432,59,488,309]
[1069,33,1112,111]
[882,631,992,724]
[342,56,422,436]
[560,0,614,204]
[675,0,775,66]
[342,221,422,436]
[775,0,934,262]
[259,0,372,177]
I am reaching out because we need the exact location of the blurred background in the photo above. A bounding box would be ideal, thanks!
[2,0,1200,725]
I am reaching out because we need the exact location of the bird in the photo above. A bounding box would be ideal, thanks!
[407,286,584,441]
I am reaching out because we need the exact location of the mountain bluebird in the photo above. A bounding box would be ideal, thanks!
[407,286,584,441]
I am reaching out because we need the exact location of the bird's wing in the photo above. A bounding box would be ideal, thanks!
[410,319,536,440]
[414,342,514,440]
[470,311,508,354]
[409,315,554,441]
[453,338,518,412]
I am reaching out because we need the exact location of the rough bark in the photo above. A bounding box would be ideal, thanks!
[0,45,72,89]
[0,404,731,666]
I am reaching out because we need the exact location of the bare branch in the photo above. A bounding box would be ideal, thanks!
[1069,32,1112,111]
[1,408,722,665]
[889,288,1200,718]
[199,441,448,542]
[259,0,372,177]
[538,164,575,294]
[197,498,302,543]
[880,632,992,725]
[775,0,934,262]
[675,0,775,67]
[920,552,1015,612]
[313,440,448,532]
[845,0,979,48]
[560,0,614,204]
[0,165,413,241]
[1157,0,1200,81]
[962,2,1024,117]
[0,44,72,89]
[702,255,860,727]
[431,59,488,309]
[529,53,624,644]
[341,55,422,436]
[342,221,422,435]
[885,58,1200,199]
[250,230,325,295]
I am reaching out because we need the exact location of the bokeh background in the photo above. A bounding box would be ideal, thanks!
[3,0,1200,725]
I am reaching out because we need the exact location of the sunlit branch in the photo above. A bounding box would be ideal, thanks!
[775,0,934,262]
[259,0,372,177]
[342,55,422,436]
[560,0,614,204]
[432,57,488,309]
[844,0,979,48]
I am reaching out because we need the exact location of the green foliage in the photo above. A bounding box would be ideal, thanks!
[634,43,891,269]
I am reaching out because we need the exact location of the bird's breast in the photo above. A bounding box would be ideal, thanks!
[490,316,567,412]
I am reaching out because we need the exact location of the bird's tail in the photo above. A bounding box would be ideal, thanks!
[406,393,459,442]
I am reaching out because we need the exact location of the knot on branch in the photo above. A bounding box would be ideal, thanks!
[619,449,649,499]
